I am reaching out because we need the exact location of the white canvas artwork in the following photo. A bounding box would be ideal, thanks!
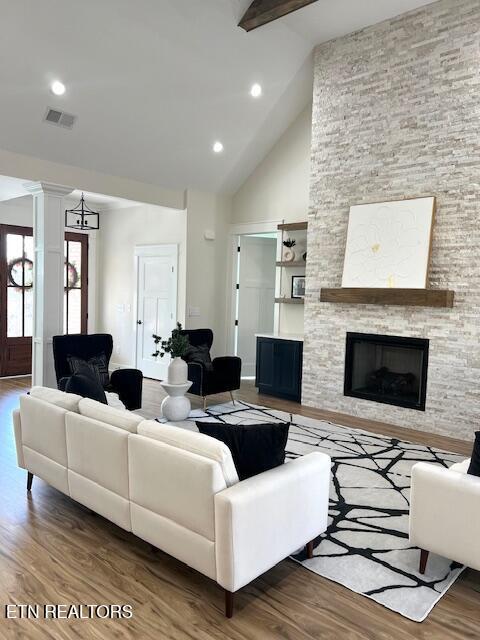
[341,197,435,289]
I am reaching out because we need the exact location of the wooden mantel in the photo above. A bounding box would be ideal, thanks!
[320,288,454,308]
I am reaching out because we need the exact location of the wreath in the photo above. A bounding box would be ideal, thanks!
[8,258,33,289]
[66,261,79,289]
[7,257,79,290]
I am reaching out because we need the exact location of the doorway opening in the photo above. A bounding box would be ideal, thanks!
[234,232,277,378]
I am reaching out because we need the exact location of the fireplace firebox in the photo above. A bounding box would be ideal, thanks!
[344,333,429,411]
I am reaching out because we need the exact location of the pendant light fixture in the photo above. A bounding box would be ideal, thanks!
[65,193,100,230]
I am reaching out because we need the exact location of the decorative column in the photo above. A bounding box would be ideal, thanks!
[24,182,73,388]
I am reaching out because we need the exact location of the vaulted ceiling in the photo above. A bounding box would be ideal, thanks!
[0,0,431,194]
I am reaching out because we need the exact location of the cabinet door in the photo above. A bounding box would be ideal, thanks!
[255,338,275,390]
[273,341,302,401]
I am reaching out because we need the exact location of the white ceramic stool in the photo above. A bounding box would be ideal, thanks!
[160,381,192,421]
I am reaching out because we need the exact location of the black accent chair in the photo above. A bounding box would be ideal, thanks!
[180,329,241,409]
[52,334,143,410]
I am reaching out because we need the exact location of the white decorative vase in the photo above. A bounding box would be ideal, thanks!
[167,357,188,385]
[283,247,295,262]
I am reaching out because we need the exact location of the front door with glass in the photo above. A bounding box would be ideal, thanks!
[0,225,34,376]
[64,232,88,335]
[0,225,89,377]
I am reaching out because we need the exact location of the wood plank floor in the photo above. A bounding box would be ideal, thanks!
[0,376,478,640]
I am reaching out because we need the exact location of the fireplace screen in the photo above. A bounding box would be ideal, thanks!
[344,333,429,411]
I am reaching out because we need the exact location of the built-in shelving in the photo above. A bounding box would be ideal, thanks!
[274,221,308,336]
[275,297,304,305]
[277,222,308,232]
[319,288,454,308]
[276,260,306,268]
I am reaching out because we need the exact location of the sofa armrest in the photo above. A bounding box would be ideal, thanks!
[212,356,241,390]
[12,408,25,469]
[214,452,331,592]
[58,376,69,392]
[410,461,480,569]
[110,368,143,410]
[186,361,204,396]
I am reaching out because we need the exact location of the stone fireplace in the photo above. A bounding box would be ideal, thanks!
[302,0,480,441]
[344,333,429,412]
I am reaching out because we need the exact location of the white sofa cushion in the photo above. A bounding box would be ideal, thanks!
[66,413,130,499]
[137,420,239,487]
[129,434,227,542]
[19,394,70,494]
[20,395,68,466]
[30,386,82,412]
[131,503,216,580]
[78,398,142,433]
[66,412,131,530]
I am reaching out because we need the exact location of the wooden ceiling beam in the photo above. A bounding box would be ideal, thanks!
[239,0,319,32]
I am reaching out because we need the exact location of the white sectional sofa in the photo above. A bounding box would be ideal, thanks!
[13,386,331,617]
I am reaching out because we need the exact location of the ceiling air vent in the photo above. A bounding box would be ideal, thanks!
[44,107,77,129]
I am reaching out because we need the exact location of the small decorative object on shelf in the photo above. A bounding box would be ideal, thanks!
[302,251,307,262]
[282,238,296,262]
[291,275,306,299]
[152,322,190,384]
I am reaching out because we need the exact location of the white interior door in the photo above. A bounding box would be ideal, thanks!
[135,245,177,380]
[236,236,276,376]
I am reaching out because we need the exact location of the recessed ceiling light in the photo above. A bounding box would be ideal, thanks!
[50,80,66,96]
[250,83,262,98]
[213,141,224,153]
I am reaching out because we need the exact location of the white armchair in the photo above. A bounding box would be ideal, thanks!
[409,459,480,573]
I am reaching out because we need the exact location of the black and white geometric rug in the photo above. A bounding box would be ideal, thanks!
[187,400,466,622]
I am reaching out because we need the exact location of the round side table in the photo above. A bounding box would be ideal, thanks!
[160,381,192,421]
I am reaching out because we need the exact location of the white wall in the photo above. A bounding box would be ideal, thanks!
[99,190,232,367]
[231,106,312,336]
[232,106,312,225]
[0,147,185,210]
[0,195,33,226]
[185,190,230,357]
[97,203,187,368]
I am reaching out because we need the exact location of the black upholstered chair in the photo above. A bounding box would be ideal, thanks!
[180,329,241,409]
[52,334,143,410]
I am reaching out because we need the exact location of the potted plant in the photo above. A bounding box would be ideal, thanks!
[282,238,296,262]
[152,323,190,384]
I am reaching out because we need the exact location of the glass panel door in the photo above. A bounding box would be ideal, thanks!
[64,233,88,334]
[0,225,34,376]
[0,225,89,377]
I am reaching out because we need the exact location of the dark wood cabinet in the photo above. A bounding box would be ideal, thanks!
[255,337,303,402]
